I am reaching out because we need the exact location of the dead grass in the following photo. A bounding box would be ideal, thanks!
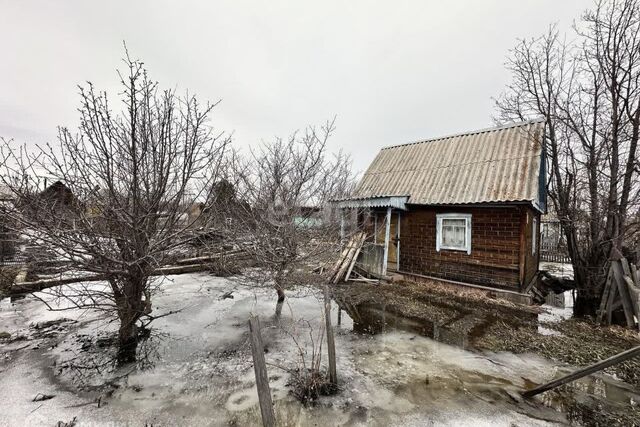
[333,279,539,330]
[333,279,640,387]
[334,282,640,387]
[477,316,640,388]
[332,278,640,426]
[287,368,337,405]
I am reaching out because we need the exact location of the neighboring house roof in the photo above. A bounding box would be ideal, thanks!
[349,119,546,212]
[0,185,12,201]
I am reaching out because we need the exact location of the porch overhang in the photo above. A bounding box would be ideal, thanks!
[333,195,409,210]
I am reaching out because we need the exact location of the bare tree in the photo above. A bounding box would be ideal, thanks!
[229,119,353,303]
[0,51,230,363]
[496,0,640,315]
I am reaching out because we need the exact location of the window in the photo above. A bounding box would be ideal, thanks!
[436,213,471,254]
[532,217,537,255]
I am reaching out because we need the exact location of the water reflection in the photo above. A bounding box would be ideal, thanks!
[341,302,536,351]
[338,299,640,424]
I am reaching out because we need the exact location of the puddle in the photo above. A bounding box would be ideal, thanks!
[343,301,534,351]
[338,298,640,426]
[1,273,638,426]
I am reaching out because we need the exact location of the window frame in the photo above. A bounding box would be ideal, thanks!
[436,213,472,254]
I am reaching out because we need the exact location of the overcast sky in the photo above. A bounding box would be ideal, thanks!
[1,0,592,175]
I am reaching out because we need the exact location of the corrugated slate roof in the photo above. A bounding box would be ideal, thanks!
[351,120,545,210]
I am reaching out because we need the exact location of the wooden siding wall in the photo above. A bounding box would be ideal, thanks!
[399,206,530,289]
[522,208,541,288]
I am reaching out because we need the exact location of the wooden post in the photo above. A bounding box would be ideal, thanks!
[522,345,640,398]
[340,209,345,245]
[396,212,401,272]
[373,214,377,244]
[324,286,337,385]
[382,207,391,276]
[248,316,276,427]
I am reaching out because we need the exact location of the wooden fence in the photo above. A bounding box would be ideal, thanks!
[540,220,571,264]
[0,252,27,267]
[540,251,571,264]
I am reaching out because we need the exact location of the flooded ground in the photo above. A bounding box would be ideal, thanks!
[0,273,638,426]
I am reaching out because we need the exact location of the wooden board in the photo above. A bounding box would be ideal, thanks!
[597,268,614,324]
[611,261,636,328]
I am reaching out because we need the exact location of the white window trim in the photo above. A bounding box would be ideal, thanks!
[436,213,472,255]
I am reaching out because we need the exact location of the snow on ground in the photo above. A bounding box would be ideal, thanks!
[540,262,574,281]
[538,262,575,335]
[0,272,615,426]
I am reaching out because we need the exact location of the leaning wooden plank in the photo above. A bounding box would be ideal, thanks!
[331,242,353,283]
[621,258,633,282]
[345,235,366,282]
[597,268,614,324]
[331,234,361,281]
[611,261,636,328]
[331,241,352,276]
[631,264,639,286]
[607,282,619,325]
[334,233,364,284]
[624,276,640,312]
[522,345,640,398]
[623,276,640,331]
[337,233,364,282]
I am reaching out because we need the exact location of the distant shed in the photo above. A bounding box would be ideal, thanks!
[337,120,546,294]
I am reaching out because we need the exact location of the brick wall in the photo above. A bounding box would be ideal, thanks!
[398,205,526,289]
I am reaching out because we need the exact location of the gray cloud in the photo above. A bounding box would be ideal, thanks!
[0,0,591,175]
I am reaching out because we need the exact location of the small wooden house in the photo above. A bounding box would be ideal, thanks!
[337,120,546,296]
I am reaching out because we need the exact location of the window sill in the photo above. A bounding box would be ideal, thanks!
[438,246,470,253]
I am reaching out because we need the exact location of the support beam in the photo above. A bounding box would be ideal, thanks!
[373,214,377,244]
[382,207,391,276]
[396,212,401,272]
[340,208,345,245]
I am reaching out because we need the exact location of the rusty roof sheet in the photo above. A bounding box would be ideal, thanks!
[352,120,545,210]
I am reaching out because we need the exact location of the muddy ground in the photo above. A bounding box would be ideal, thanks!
[0,273,638,426]
[334,280,640,426]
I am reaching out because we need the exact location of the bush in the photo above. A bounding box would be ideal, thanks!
[288,368,337,405]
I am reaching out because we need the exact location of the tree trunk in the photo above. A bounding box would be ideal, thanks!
[574,292,600,317]
[117,314,139,364]
[571,254,607,317]
[114,276,146,364]
[276,287,285,303]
